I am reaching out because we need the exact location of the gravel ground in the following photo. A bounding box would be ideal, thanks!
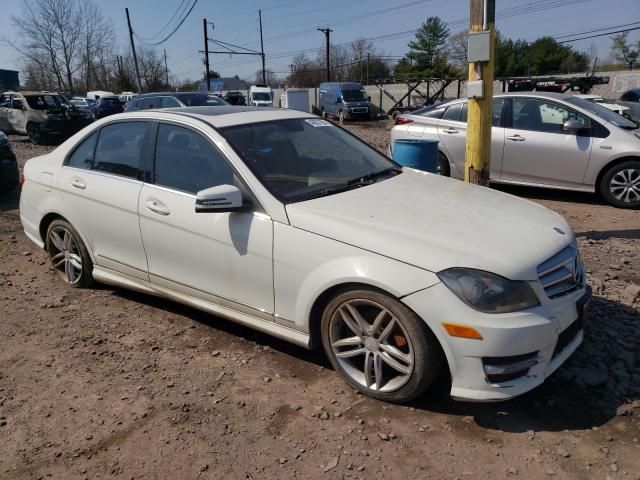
[1,129,639,479]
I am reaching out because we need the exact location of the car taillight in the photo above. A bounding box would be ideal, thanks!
[394,116,413,125]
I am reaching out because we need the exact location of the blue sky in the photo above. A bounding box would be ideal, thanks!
[1,0,639,83]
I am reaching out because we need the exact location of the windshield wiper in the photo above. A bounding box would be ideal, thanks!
[294,168,402,202]
[346,167,402,186]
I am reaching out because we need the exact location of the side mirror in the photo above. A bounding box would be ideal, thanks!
[563,119,583,133]
[195,184,247,213]
[367,96,371,102]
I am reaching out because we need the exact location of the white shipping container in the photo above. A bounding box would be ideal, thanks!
[281,89,310,113]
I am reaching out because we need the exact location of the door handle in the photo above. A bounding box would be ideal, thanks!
[443,128,458,134]
[145,199,170,216]
[71,177,86,189]
[506,135,525,141]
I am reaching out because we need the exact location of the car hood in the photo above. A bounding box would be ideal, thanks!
[285,169,573,280]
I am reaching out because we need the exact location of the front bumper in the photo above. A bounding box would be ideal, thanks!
[403,283,591,402]
[344,108,369,119]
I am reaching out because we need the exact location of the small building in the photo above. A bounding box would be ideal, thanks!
[199,76,249,93]
[0,69,20,91]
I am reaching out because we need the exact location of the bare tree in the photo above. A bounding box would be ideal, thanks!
[254,69,280,86]
[611,32,640,70]
[78,0,115,93]
[447,30,468,70]
[138,48,168,91]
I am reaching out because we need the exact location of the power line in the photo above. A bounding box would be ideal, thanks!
[553,21,640,39]
[557,26,640,43]
[136,0,199,47]
[137,0,190,42]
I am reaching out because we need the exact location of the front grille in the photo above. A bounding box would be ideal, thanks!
[552,318,583,358]
[537,246,584,299]
[351,107,368,113]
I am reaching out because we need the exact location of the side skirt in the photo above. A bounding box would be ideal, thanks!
[92,266,311,349]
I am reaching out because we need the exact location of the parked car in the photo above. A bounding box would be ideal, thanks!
[224,91,246,105]
[0,129,18,193]
[20,106,590,403]
[616,88,640,122]
[573,94,631,117]
[94,96,124,119]
[124,92,228,111]
[0,91,94,144]
[118,92,138,103]
[69,97,95,119]
[391,92,640,209]
[319,82,370,122]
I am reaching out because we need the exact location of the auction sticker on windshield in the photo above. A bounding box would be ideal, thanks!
[305,119,332,127]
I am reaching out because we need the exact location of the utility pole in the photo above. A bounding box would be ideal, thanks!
[164,49,169,87]
[464,0,495,186]
[203,18,211,91]
[125,8,143,93]
[259,10,266,84]
[366,53,370,85]
[317,28,332,82]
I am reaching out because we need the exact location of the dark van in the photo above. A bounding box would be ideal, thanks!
[318,82,370,122]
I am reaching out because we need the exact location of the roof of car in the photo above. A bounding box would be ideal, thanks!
[109,106,312,128]
[135,91,211,98]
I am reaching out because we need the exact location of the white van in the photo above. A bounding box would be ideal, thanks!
[249,85,273,107]
[86,90,115,101]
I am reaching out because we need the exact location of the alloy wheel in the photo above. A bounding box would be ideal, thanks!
[48,226,83,284]
[609,168,640,204]
[329,299,414,393]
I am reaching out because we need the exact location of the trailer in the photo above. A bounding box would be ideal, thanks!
[499,75,610,94]
[374,78,464,118]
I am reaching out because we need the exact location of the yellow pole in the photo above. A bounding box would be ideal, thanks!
[464,0,495,185]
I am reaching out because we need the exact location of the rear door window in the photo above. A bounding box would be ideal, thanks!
[141,97,160,110]
[93,122,148,179]
[66,132,97,170]
[161,96,182,108]
[442,103,463,122]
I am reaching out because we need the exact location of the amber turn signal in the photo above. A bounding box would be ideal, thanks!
[442,323,483,340]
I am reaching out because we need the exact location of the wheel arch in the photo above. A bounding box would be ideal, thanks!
[308,282,448,367]
[594,155,640,196]
[38,212,96,263]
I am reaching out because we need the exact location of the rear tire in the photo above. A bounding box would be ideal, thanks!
[321,109,327,119]
[437,152,450,177]
[321,288,443,403]
[599,160,640,209]
[339,110,345,123]
[45,220,94,288]
[27,123,41,145]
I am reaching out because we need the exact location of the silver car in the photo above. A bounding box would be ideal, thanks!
[390,92,640,209]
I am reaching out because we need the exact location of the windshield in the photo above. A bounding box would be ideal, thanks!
[565,97,637,129]
[70,100,87,106]
[221,118,398,203]
[25,95,64,110]
[252,92,272,101]
[342,89,368,102]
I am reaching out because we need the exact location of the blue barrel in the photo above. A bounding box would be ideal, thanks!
[392,139,439,173]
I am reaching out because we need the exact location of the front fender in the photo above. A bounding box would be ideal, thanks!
[273,223,439,333]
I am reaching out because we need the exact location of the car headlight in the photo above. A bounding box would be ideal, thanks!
[0,131,7,142]
[438,268,539,314]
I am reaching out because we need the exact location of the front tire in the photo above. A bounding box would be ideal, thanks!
[46,220,94,287]
[321,288,443,403]
[339,110,345,123]
[599,160,640,209]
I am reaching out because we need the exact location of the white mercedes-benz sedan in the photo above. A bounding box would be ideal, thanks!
[20,106,590,403]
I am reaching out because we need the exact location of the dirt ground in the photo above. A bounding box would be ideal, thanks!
[1,127,639,480]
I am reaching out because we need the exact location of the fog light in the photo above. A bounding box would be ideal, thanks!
[482,352,540,383]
